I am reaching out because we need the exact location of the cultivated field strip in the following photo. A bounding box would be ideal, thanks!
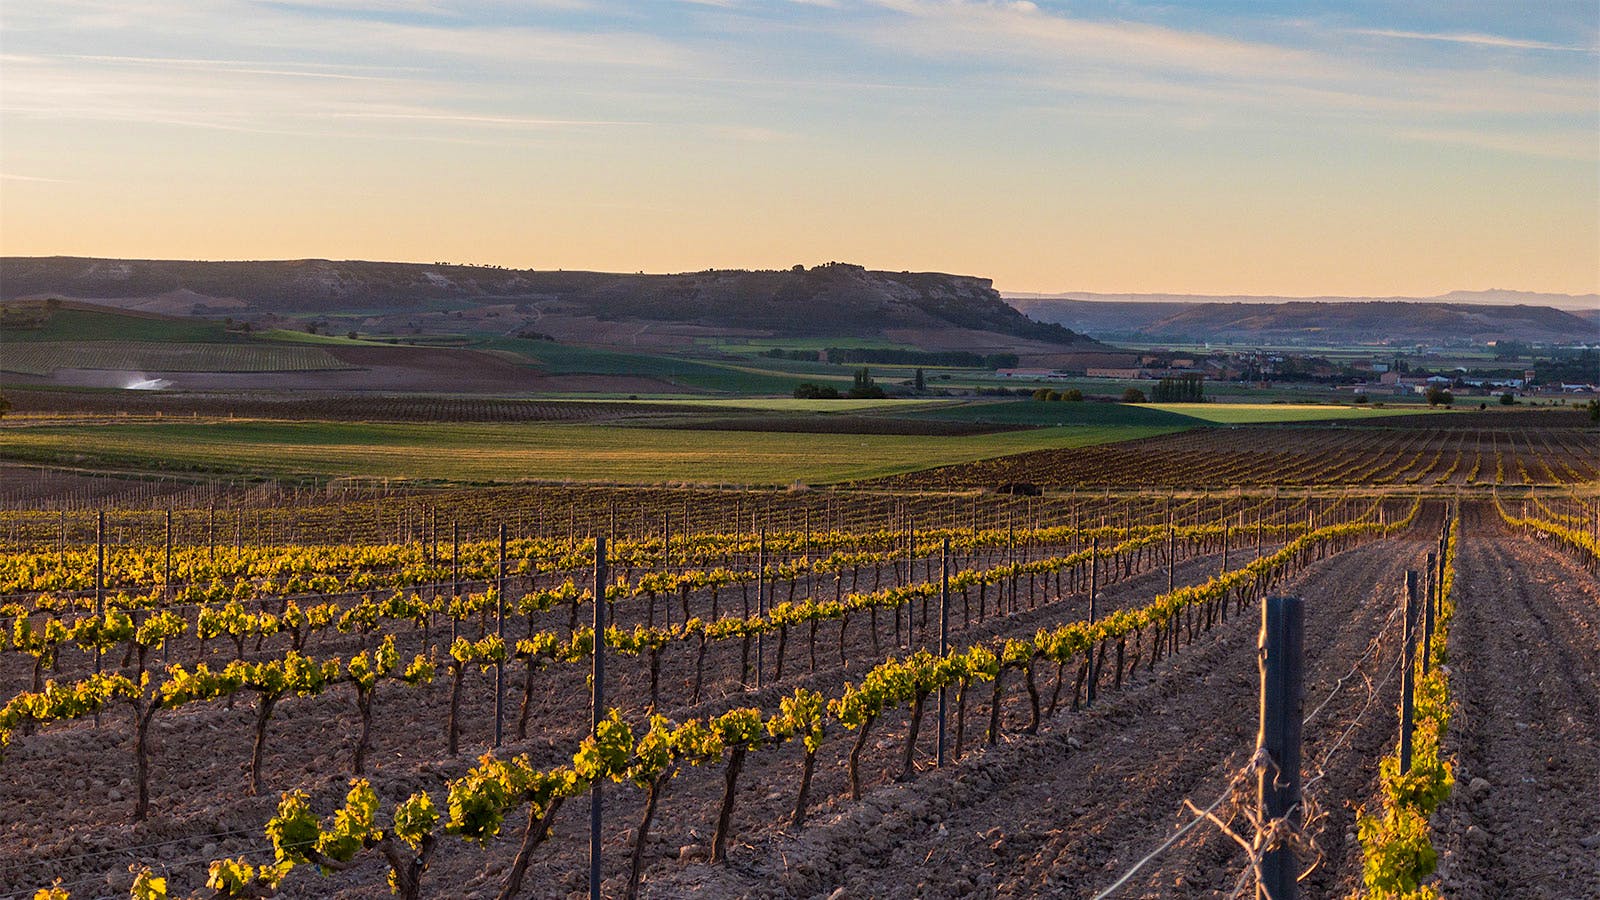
[0,500,1395,898]
[1,475,1591,899]
[0,342,355,376]
[871,425,1600,489]
[0,487,1307,558]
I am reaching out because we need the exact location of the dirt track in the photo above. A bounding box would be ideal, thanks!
[1434,522,1600,899]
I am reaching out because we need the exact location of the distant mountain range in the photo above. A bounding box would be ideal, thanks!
[0,257,1098,349]
[1006,292,1600,345]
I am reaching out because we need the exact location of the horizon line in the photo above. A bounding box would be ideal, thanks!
[2,252,1597,303]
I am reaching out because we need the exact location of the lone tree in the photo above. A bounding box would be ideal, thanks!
[1425,386,1453,407]
[1122,387,1147,403]
[913,368,925,391]
[1499,391,1516,406]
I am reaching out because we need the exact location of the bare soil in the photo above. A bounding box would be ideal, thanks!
[1433,519,1600,899]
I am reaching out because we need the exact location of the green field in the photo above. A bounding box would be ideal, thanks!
[253,329,386,346]
[2,306,234,343]
[482,338,844,393]
[0,419,1182,485]
[1142,402,1442,424]
[551,397,957,413]
[912,400,1440,428]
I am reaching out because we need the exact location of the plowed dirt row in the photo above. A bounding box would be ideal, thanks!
[654,525,1438,899]
[1434,528,1600,900]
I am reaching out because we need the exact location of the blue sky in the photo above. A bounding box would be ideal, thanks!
[2,0,1596,295]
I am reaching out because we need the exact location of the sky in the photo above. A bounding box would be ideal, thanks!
[1,0,1597,296]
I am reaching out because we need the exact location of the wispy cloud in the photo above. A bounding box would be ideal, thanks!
[1,172,77,183]
[1352,28,1595,53]
[327,110,646,128]
[858,0,1308,77]
[2,0,1595,292]
[1399,127,1597,161]
[67,53,433,76]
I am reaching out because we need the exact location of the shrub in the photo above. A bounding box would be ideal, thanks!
[793,383,840,399]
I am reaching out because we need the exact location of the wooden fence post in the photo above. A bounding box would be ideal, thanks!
[1167,517,1176,595]
[590,535,608,900]
[1085,534,1101,708]
[1399,570,1418,773]
[1422,554,1436,675]
[1257,594,1303,900]
[937,537,950,768]
[95,509,105,676]
[494,523,507,748]
[756,527,766,689]
[450,522,460,645]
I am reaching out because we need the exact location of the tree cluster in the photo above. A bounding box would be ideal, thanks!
[1150,375,1205,403]
[763,347,1018,369]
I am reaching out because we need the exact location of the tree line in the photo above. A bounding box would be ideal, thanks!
[765,348,1019,369]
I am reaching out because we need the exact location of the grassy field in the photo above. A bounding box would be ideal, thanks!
[935,374,1425,405]
[0,419,1182,485]
[482,337,844,393]
[911,399,1439,428]
[253,329,385,346]
[548,397,958,413]
[2,306,234,343]
[1144,403,1443,424]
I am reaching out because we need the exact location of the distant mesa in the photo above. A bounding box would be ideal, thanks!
[1006,292,1600,345]
[1,256,1100,349]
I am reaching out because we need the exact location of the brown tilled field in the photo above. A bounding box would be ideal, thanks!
[864,420,1599,490]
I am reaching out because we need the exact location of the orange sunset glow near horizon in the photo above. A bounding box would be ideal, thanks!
[2,1,1596,299]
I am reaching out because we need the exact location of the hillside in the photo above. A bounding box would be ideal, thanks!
[1,257,1096,348]
[1007,295,1599,345]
